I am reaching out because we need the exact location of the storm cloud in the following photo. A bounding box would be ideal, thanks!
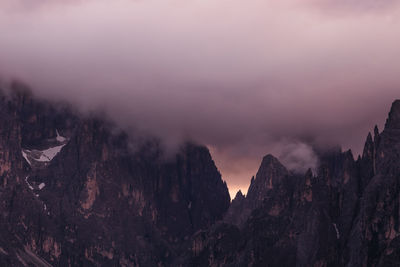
[1,0,400,195]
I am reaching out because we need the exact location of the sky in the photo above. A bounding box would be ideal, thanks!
[1,0,400,197]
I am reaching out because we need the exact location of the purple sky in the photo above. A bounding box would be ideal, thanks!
[1,0,400,196]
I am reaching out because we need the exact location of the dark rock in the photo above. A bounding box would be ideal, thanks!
[188,100,400,267]
[385,100,400,130]
[0,85,230,266]
[2,82,400,267]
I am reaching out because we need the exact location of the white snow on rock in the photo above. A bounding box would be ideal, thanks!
[56,130,67,142]
[43,203,50,215]
[36,144,66,162]
[38,183,45,190]
[22,144,66,164]
[21,129,68,166]
[25,176,34,190]
[333,223,340,239]
[22,150,32,165]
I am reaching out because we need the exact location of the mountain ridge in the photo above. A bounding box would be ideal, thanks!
[1,82,400,266]
[0,84,231,266]
[187,99,400,267]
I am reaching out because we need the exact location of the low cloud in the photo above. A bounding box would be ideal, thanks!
[307,0,400,14]
[0,0,399,194]
[277,141,319,174]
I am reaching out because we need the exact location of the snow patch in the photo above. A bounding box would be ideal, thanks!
[22,131,68,165]
[22,144,65,165]
[25,176,34,190]
[43,203,50,215]
[22,150,31,165]
[333,223,340,239]
[38,183,45,190]
[56,130,67,142]
[35,144,66,162]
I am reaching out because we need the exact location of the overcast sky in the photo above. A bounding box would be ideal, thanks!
[1,0,400,196]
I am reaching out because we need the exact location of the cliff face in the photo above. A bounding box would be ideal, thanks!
[188,100,400,267]
[2,83,400,267]
[348,99,400,267]
[0,85,230,266]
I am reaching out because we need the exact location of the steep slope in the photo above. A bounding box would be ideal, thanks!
[348,100,400,266]
[187,100,400,267]
[0,84,230,266]
[223,154,291,226]
[2,81,400,267]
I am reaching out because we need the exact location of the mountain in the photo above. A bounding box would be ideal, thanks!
[0,83,230,266]
[186,100,400,267]
[1,82,400,267]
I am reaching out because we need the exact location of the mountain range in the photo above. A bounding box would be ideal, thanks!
[1,83,400,266]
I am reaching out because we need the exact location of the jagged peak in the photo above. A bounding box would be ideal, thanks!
[385,99,400,130]
[233,190,245,202]
[258,154,288,175]
[250,175,255,183]
[362,132,374,158]
[345,149,354,160]
[256,154,288,182]
[366,132,373,143]
[362,122,384,160]
[374,125,379,136]
[260,154,285,169]
[246,154,288,200]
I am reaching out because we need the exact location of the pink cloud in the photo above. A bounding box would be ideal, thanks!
[0,0,399,195]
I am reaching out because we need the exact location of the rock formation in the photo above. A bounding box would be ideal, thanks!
[187,100,400,267]
[1,82,400,266]
[0,83,230,266]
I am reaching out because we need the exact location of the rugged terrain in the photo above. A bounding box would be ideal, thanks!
[1,82,400,266]
[0,83,230,266]
[187,100,400,267]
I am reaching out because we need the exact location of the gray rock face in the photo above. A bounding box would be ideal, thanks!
[188,100,400,267]
[0,84,230,266]
[1,82,400,267]
[385,99,400,130]
[224,154,291,227]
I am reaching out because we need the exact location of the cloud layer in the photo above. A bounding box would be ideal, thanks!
[1,0,400,195]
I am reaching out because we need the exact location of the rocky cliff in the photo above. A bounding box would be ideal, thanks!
[0,83,230,266]
[186,100,400,267]
[2,82,400,267]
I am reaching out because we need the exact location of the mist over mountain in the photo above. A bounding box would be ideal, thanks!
[0,81,400,266]
[1,0,400,265]
[1,0,400,192]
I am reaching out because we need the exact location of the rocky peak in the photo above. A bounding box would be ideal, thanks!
[363,99,400,176]
[385,99,400,130]
[374,125,380,138]
[233,190,245,202]
[224,155,291,227]
[246,154,288,204]
[362,132,374,159]
[223,189,249,226]
[0,85,232,266]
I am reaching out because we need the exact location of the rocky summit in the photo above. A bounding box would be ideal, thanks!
[187,100,400,267]
[1,83,400,267]
[0,84,230,266]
